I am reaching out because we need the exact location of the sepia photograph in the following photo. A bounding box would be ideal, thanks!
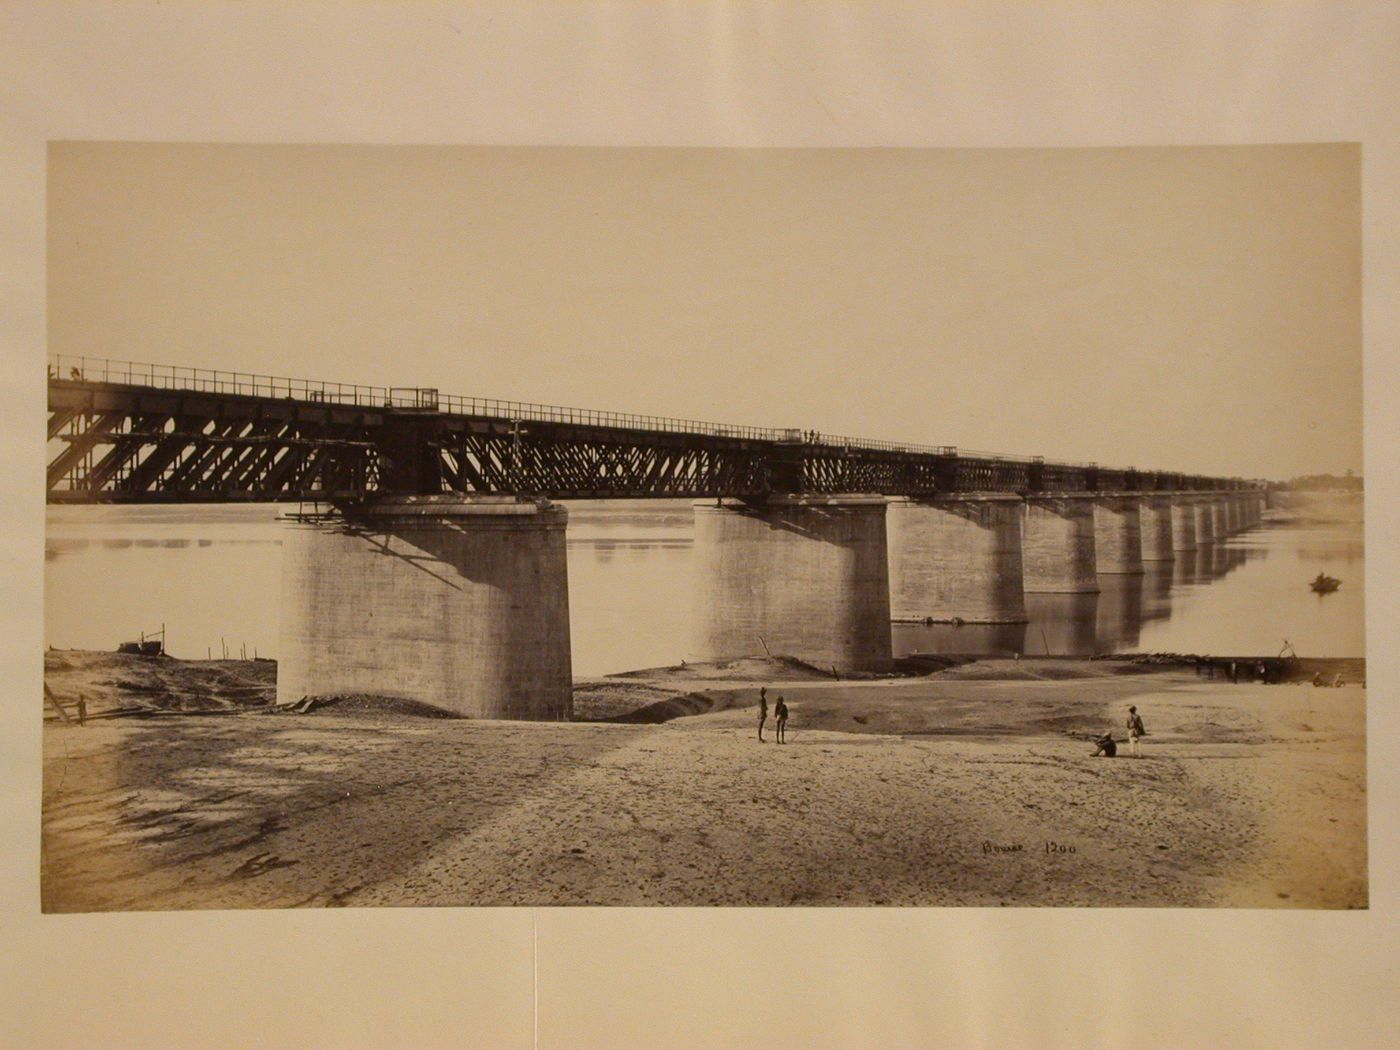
[41,141,1364,911]
[8,3,1400,1048]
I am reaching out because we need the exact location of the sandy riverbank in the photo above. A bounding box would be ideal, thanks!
[40,654,1366,910]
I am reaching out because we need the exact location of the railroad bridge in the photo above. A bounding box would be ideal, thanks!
[48,356,1267,718]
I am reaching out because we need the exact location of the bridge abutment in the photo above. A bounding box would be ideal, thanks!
[690,496,892,672]
[1093,496,1145,574]
[886,495,1027,624]
[1021,496,1100,593]
[277,495,572,719]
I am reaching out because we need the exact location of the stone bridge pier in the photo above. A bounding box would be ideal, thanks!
[277,495,573,719]
[1138,496,1176,563]
[690,495,893,672]
[1210,497,1231,540]
[1093,495,1144,574]
[1239,492,1261,530]
[1170,497,1198,552]
[1021,496,1100,593]
[886,495,1027,625]
[1193,496,1217,546]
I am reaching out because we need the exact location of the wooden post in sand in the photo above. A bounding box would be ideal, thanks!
[43,683,71,724]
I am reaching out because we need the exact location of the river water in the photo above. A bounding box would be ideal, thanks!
[45,501,1365,674]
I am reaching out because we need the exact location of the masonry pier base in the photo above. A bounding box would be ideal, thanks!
[886,495,1027,624]
[1193,498,1217,546]
[277,495,572,719]
[1138,497,1175,563]
[1210,498,1230,540]
[1093,496,1145,574]
[1170,499,1198,552]
[691,496,893,672]
[1022,496,1100,594]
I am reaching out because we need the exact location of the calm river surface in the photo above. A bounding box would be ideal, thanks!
[45,501,1365,675]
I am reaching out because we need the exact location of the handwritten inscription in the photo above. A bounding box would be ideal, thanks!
[980,841,1080,855]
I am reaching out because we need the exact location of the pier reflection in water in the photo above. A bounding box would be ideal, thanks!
[1023,593,1098,656]
[1095,575,1145,652]
[45,504,1362,674]
[1171,550,1201,588]
[1141,564,1173,625]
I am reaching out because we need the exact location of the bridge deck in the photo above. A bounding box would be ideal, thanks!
[46,356,1256,504]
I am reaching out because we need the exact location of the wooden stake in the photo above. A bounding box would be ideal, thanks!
[43,683,71,724]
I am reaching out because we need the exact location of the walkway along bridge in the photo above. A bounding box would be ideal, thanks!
[47,355,1269,719]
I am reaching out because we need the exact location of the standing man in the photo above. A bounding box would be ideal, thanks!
[775,696,789,744]
[757,686,768,742]
[1125,705,1147,758]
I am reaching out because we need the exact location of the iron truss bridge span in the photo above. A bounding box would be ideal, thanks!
[46,356,1260,504]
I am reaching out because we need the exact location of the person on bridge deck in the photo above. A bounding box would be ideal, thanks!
[1125,705,1147,758]
[757,687,768,742]
[1091,732,1116,757]
[775,696,789,744]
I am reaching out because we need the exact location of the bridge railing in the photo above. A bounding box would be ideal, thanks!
[47,354,1247,487]
[49,354,392,408]
[437,391,785,442]
[814,435,1089,468]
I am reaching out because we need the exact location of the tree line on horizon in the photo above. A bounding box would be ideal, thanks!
[1273,470,1363,492]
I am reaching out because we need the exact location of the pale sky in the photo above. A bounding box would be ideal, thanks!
[48,142,1360,479]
